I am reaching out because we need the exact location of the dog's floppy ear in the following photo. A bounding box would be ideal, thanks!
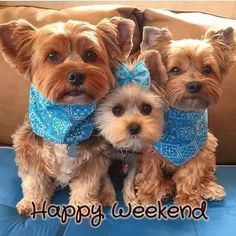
[138,50,168,87]
[204,27,235,49]
[141,26,172,52]
[97,17,135,65]
[204,27,236,71]
[0,19,36,74]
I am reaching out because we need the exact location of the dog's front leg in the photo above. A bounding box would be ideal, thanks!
[174,133,225,207]
[13,123,55,216]
[99,174,116,207]
[69,153,108,208]
[135,150,175,206]
[123,157,140,206]
[17,168,54,216]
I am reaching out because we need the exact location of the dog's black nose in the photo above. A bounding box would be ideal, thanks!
[186,81,202,94]
[67,71,86,86]
[128,123,141,135]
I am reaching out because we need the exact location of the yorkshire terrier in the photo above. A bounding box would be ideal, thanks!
[135,26,236,207]
[95,58,166,205]
[0,17,135,215]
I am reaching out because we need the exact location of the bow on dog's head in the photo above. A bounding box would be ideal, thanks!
[114,60,151,90]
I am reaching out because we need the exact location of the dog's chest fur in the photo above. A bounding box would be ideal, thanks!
[14,118,106,189]
[42,143,89,187]
[51,145,79,187]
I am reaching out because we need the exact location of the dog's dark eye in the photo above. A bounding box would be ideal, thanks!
[112,104,124,117]
[202,65,212,75]
[83,50,98,63]
[47,51,60,63]
[170,67,181,75]
[141,103,152,115]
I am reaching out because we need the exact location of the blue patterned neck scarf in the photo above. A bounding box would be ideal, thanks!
[114,60,151,90]
[153,108,208,166]
[29,85,96,145]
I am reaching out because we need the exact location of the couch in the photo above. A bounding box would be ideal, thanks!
[0,4,235,236]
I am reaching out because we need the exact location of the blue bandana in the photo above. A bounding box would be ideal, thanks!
[153,108,208,166]
[29,85,96,145]
[114,60,151,89]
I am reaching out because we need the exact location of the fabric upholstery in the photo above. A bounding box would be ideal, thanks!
[0,147,236,236]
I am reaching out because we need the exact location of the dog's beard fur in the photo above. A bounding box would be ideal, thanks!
[165,73,223,111]
[162,39,224,111]
[30,22,117,104]
[95,83,166,152]
[0,18,135,105]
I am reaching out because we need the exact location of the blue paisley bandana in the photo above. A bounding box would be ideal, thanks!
[114,60,151,90]
[29,85,96,145]
[153,108,208,166]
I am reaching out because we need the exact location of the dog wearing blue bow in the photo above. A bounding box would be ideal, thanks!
[135,27,236,207]
[95,57,166,205]
[0,17,135,215]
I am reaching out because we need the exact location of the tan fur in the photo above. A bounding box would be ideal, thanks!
[95,83,166,206]
[136,27,236,207]
[0,17,135,215]
[136,147,175,205]
[98,175,116,207]
[13,117,111,214]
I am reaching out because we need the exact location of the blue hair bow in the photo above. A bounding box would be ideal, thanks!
[114,60,151,90]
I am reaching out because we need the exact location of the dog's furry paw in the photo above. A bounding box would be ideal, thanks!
[174,194,203,208]
[16,198,34,216]
[99,178,116,207]
[100,192,116,207]
[69,197,101,215]
[154,179,175,202]
[136,193,155,206]
[16,198,48,216]
[201,182,226,201]
[123,193,140,207]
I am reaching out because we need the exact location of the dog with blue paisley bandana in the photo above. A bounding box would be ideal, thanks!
[95,55,167,205]
[0,17,135,215]
[135,27,236,207]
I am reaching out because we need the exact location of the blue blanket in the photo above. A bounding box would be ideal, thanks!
[0,147,235,236]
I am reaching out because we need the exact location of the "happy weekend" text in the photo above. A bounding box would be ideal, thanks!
[31,201,208,227]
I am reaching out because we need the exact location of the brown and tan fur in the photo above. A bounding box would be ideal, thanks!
[135,27,236,207]
[0,17,135,215]
[95,81,166,206]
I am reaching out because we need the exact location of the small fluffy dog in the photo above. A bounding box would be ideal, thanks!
[0,17,135,215]
[95,59,166,205]
[135,26,236,206]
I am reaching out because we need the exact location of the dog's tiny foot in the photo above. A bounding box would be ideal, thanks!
[201,182,226,201]
[100,193,116,207]
[123,194,140,207]
[136,191,157,206]
[69,198,101,215]
[174,194,203,208]
[17,199,33,216]
[154,180,175,202]
[17,198,48,216]
[16,198,48,216]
